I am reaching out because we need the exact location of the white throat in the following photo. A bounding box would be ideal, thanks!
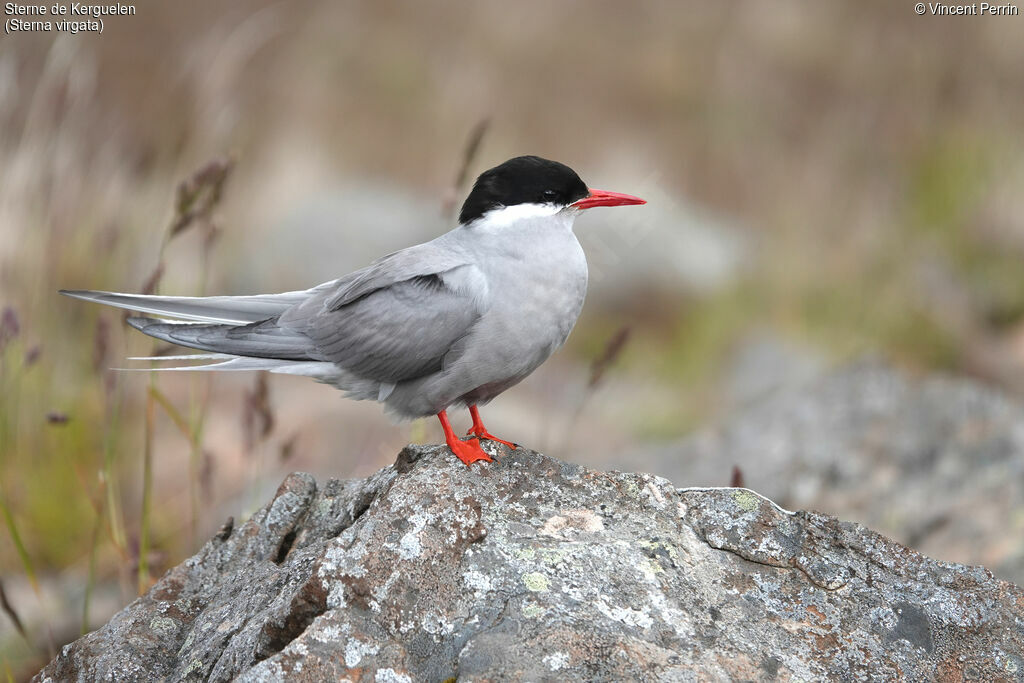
[466,202,578,234]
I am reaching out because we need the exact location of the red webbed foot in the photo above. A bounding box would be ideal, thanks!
[448,436,493,465]
[466,405,519,449]
[465,427,518,449]
[437,409,493,466]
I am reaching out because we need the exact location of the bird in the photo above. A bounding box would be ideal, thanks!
[61,155,646,465]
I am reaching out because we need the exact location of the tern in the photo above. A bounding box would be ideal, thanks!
[61,156,646,465]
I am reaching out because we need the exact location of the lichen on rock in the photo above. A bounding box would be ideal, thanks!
[36,444,1024,681]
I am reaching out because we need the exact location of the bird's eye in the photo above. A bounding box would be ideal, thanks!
[542,190,558,202]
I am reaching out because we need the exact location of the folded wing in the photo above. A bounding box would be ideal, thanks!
[65,241,488,387]
[282,247,487,383]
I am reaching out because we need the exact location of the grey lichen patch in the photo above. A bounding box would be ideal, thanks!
[462,569,492,592]
[621,479,642,497]
[522,572,550,592]
[595,596,654,629]
[344,637,381,667]
[149,616,179,637]
[639,538,681,564]
[538,548,568,566]
[732,488,761,512]
[543,651,570,671]
[374,668,413,683]
[397,512,427,559]
[639,557,664,579]
[521,602,547,619]
[183,658,204,677]
[514,547,536,561]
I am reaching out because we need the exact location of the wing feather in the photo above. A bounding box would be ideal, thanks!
[281,243,486,383]
[324,244,469,310]
[126,317,316,360]
[59,288,326,324]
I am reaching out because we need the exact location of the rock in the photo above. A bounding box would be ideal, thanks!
[626,359,1024,586]
[720,332,825,410]
[36,444,1024,681]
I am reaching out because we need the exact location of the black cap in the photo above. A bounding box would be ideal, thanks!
[459,156,589,225]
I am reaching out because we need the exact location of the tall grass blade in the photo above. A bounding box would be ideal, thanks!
[102,382,127,555]
[148,385,201,450]
[81,486,106,634]
[0,497,38,594]
[0,578,29,645]
[137,375,156,594]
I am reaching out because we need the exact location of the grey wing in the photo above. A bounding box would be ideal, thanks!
[281,246,487,383]
[323,242,471,310]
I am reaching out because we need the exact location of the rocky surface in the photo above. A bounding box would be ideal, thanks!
[623,358,1024,586]
[37,444,1024,681]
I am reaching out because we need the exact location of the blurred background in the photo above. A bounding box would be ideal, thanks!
[2,0,1024,676]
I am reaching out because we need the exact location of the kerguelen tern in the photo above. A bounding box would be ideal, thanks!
[62,156,646,465]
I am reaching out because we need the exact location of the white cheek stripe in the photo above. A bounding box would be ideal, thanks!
[475,202,564,228]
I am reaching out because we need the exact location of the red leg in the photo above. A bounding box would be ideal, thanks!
[466,405,518,449]
[437,410,492,466]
